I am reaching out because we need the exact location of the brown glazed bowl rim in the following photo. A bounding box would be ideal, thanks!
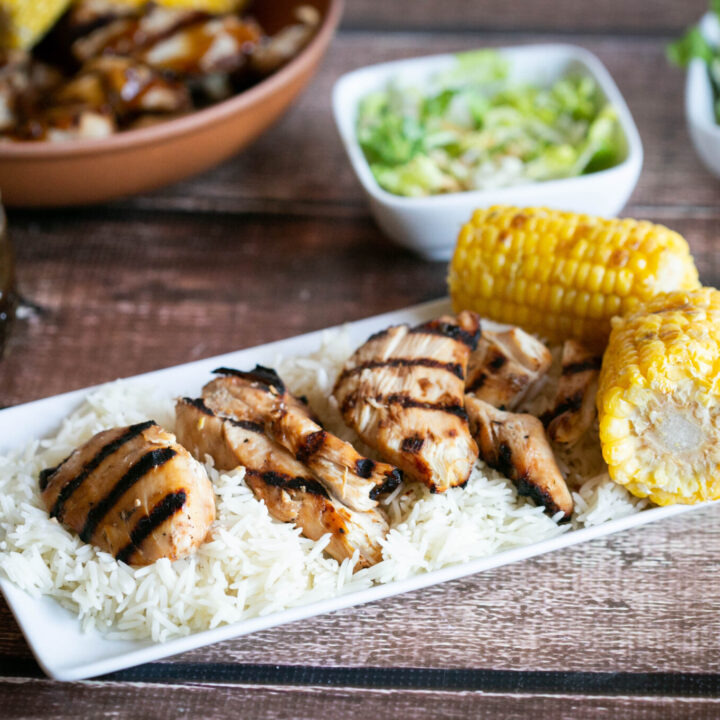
[0,0,343,159]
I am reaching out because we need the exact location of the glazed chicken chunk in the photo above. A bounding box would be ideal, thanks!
[465,326,552,410]
[197,367,401,512]
[333,312,481,493]
[39,421,216,566]
[543,339,602,447]
[465,395,573,520]
[175,398,387,568]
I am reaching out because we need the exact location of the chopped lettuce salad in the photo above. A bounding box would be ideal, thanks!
[356,50,625,197]
[667,1,720,123]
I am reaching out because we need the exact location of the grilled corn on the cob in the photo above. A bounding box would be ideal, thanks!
[0,0,71,49]
[598,287,720,505]
[448,206,700,349]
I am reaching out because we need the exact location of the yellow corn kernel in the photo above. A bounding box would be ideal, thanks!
[598,287,720,505]
[448,206,700,349]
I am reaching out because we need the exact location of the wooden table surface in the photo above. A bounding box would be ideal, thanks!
[2,1,720,717]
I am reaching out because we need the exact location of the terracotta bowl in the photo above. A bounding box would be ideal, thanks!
[0,0,343,207]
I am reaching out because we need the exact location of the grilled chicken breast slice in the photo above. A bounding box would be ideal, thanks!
[199,367,401,512]
[333,312,481,493]
[544,340,602,446]
[465,327,552,409]
[175,397,387,567]
[465,395,573,520]
[39,421,215,566]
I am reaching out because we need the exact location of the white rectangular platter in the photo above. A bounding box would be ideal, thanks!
[0,298,704,681]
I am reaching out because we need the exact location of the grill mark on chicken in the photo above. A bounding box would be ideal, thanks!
[412,319,481,350]
[401,435,425,454]
[336,358,464,383]
[47,420,156,520]
[368,468,403,499]
[355,458,375,478]
[488,353,507,371]
[228,418,265,434]
[466,372,487,392]
[79,447,178,543]
[295,429,327,464]
[213,365,285,394]
[542,390,585,424]
[562,357,603,375]
[382,394,468,420]
[181,397,214,416]
[248,469,329,498]
[114,489,187,564]
[515,475,558,513]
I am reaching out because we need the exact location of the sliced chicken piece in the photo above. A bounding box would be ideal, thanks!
[465,327,552,409]
[139,15,262,76]
[39,421,215,566]
[250,5,320,76]
[333,312,481,493]
[200,367,402,512]
[72,5,206,63]
[56,56,191,118]
[465,395,573,520]
[175,398,387,568]
[543,340,602,446]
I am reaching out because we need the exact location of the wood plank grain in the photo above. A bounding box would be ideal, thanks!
[1,679,719,720]
[113,32,720,218]
[2,505,720,674]
[340,0,708,34]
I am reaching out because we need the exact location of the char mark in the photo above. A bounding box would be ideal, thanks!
[341,391,468,420]
[250,469,329,497]
[562,357,602,375]
[488,352,507,371]
[48,420,157,520]
[496,441,514,478]
[114,489,187,565]
[355,458,376,479]
[181,397,214,416]
[384,394,468,420]
[79,447,178,543]
[466,372,487,392]
[337,357,464,383]
[213,365,285,394]
[295,429,327,464]
[366,327,392,342]
[401,435,425,454]
[515,475,570,522]
[412,320,480,350]
[369,468,403,499]
[228,418,265,434]
[541,390,585,425]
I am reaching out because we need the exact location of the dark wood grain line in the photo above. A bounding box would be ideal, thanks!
[0,680,719,720]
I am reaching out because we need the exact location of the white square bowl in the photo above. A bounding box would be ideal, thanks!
[685,13,720,178]
[333,44,643,260]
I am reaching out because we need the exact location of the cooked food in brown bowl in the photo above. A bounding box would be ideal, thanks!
[0,0,342,206]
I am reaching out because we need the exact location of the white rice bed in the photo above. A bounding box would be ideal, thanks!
[0,330,644,642]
